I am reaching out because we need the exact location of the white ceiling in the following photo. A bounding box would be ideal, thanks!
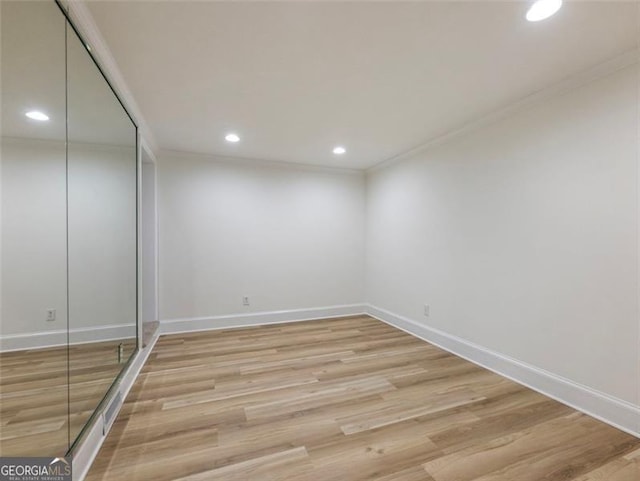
[86,1,639,169]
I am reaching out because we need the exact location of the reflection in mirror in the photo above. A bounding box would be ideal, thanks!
[66,22,138,447]
[0,1,69,457]
[1,0,138,456]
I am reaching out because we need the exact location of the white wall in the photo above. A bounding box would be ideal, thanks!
[157,152,366,321]
[366,65,639,405]
[0,138,137,348]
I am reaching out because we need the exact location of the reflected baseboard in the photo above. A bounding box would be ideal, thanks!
[0,323,137,352]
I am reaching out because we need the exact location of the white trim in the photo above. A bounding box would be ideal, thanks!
[141,144,160,327]
[72,329,159,481]
[137,131,143,349]
[369,49,640,172]
[141,138,159,165]
[365,304,640,439]
[0,324,137,352]
[160,304,367,335]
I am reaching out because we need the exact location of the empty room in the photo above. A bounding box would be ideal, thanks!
[1,1,639,480]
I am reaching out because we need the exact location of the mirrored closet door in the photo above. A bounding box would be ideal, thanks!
[0,0,138,457]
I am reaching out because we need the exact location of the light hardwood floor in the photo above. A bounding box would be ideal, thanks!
[86,316,640,481]
[0,338,136,457]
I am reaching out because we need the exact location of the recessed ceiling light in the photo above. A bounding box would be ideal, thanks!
[225,133,240,143]
[25,110,49,121]
[526,0,562,22]
[333,146,346,155]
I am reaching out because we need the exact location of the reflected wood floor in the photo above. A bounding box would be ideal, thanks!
[86,316,640,481]
[0,338,136,457]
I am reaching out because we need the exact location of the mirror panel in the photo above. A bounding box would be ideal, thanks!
[0,0,69,457]
[66,22,138,445]
[1,0,138,456]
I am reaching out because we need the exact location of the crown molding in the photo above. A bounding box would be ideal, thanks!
[369,48,640,173]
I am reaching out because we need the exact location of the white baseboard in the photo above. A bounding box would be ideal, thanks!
[366,304,640,439]
[159,304,367,335]
[0,323,137,352]
[72,329,159,481]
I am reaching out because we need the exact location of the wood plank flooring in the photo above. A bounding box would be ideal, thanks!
[0,338,136,457]
[85,316,640,481]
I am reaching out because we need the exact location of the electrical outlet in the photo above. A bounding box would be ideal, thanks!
[242,296,250,306]
[46,309,56,322]
[423,304,430,317]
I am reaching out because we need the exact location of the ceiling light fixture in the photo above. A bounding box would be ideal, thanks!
[526,0,562,22]
[225,133,240,143]
[25,110,49,121]
[333,146,346,155]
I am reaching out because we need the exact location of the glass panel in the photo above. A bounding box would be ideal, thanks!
[0,1,69,457]
[66,21,137,446]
